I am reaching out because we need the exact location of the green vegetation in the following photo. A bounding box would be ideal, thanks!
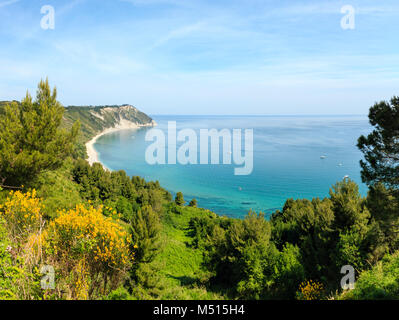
[175,192,185,206]
[0,80,398,300]
[358,96,399,188]
[189,198,198,207]
[0,79,79,187]
[341,252,399,300]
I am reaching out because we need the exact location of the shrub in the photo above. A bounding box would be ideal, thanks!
[44,203,132,299]
[296,280,325,300]
[189,198,197,207]
[175,192,185,206]
[0,189,44,245]
[342,252,399,300]
[0,217,42,300]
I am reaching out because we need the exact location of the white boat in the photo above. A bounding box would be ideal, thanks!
[320,155,327,159]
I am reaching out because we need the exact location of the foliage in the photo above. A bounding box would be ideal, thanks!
[35,158,83,219]
[0,194,45,300]
[175,192,185,206]
[130,205,161,264]
[72,160,169,221]
[342,253,399,300]
[271,179,371,287]
[357,96,399,188]
[188,213,228,249]
[44,203,132,299]
[296,280,325,300]
[0,189,44,246]
[0,79,79,187]
[0,218,25,300]
[107,286,133,300]
[365,183,399,261]
[262,244,305,299]
[189,198,198,207]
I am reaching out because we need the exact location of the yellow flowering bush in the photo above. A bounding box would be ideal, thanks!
[0,190,44,244]
[297,280,325,300]
[44,203,132,299]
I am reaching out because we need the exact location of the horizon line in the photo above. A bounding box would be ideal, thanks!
[149,113,369,117]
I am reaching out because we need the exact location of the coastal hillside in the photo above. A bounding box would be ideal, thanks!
[63,104,155,143]
[63,104,155,160]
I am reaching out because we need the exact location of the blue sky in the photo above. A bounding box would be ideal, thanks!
[0,0,398,114]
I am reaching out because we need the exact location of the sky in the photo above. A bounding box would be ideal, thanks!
[0,0,398,115]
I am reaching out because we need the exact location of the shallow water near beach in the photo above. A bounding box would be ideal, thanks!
[94,115,371,218]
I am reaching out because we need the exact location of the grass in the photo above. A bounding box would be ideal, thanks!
[150,206,225,299]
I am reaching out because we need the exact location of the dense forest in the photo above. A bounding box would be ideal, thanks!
[0,79,398,300]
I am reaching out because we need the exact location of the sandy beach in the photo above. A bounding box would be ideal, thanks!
[85,119,156,169]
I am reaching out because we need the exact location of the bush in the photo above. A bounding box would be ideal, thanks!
[296,280,325,300]
[44,203,132,299]
[342,252,399,300]
[0,189,44,246]
[0,217,42,300]
[175,192,185,206]
[189,198,197,207]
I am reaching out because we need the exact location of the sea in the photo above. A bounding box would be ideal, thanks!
[93,115,371,218]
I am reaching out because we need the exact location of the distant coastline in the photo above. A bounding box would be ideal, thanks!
[86,119,156,169]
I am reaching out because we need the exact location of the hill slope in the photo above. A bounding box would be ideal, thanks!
[60,104,155,159]
[63,104,155,142]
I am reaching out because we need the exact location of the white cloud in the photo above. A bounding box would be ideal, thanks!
[149,22,205,49]
[0,0,19,8]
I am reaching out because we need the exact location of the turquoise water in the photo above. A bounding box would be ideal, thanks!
[94,115,371,218]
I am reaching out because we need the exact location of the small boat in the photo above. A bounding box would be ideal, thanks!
[320,155,327,159]
[343,175,349,179]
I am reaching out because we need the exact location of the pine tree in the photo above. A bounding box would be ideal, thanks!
[175,192,185,206]
[129,206,163,298]
[130,205,161,264]
[357,96,399,188]
[0,79,80,188]
[189,198,197,207]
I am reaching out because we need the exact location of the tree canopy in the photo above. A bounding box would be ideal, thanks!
[0,79,79,188]
[357,96,399,188]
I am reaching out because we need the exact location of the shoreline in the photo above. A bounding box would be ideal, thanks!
[85,119,156,170]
